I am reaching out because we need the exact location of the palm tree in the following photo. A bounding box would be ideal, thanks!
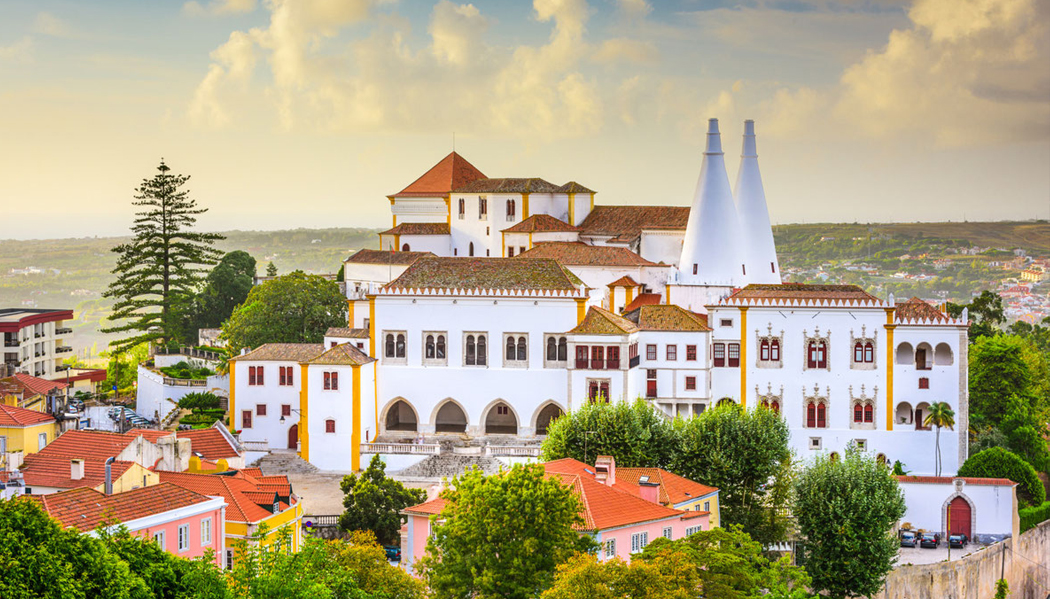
[925,402,956,476]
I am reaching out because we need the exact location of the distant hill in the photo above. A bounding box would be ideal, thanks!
[774,221,1050,255]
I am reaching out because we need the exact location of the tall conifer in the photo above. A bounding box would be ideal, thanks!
[102,160,223,353]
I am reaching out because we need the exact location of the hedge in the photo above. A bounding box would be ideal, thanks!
[1020,501,1050,533]
[958,447,1046,508]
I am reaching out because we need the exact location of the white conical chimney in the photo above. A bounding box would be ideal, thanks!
[734,120,780,284]
[678,118,746,286]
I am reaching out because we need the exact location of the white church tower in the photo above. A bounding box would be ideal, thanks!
[734,120,781,284]
[677,118,746,288]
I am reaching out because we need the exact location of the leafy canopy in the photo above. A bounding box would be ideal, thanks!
[794,448,906,599]
[338,455,426,546]
[540,398,678,468]
[221,271,347,350]
[958,447,1046,507]
[185,250,258,335]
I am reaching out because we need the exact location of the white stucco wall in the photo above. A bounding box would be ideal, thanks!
[899,479,1017,542]
[231,360,303,450]
[306,362,376,472]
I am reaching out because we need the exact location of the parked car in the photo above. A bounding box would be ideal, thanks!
[919,532,940,548]
[948,534,968,548]
[900,531,917,548]
[384,545,401,562]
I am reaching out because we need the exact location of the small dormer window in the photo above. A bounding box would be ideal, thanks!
[273,501,279,513]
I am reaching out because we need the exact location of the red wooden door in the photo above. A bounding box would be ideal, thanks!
[288,424,299,450]
[646,380,657,398]
[948,496,971,538]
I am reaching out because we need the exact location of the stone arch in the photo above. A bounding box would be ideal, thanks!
[716,397,736,407]
[481,399,519,435]
[895,401,914,426]
[915,401,932,430]
[433,398,469,433]
[533,401,566,436]
[941,491,977,538]
[934,342,954,365]
[381,398,418,432]
[915,342,934,369]
[895,342,914,365]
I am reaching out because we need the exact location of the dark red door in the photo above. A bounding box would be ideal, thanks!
[288,424,299,450]
[948,496,971,538]
[646,380,657,398]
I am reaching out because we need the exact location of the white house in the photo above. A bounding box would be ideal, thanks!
[896,476,1018,543]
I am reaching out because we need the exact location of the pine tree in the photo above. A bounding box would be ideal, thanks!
[266,261,278,277]
[102,160,223,353]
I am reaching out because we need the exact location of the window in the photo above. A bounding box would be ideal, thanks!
[282,404,291,417]
[817,403,826,428]
[704,501,710,512]
[458,198,465,218]
[770,400,780,414]
[242,411,252,429]
[631,532,649,553]
[854,403,863,423]
[646,369,657,398]
[853,341,875,364]
[256,404,267,416]
[201,518,212,545]
[507,246,515,257]
[323,371,339,390]
[401,243,410,251]
[225,549,234,570]
[692,264,698,275]
[727,343,740,367]
[685,376,697,391]
[479,197,487,219]
[588,380,611,402]
[506,199,516,220]
[646,344,657,361]
[713,343,725,367]
[248,365,264,386]
[806,402,828,428]
[605,538,616,558]
[806,340,827,369]
[686,526,702,536]
[720,318,733,327]
[761,339,770,361]
[864,404,873,422]
[424,333,447,364]
[663,527,673,539]
[864,342,873,363]
[918,377,929,389]
[591,346,604,369]
[519,246,526,255]
[575,345,589,369]
[154,531,166,550]
[770,339,780,361]
[325,419,336,433]
[686,345,697,361]
[465,333,487,366]
[496,405,509,416]
[178,524,190,551]
[759,338,782,364]
[629,342,639,367]
[606,346,620,369]
[666,345,677,361]
[469,242,475,256]
[505,334,527,365]
[545,335,568,365]
[279,366,294,386]
[384,332,407,361]
[38,432,47,451]
[855,439,867,451]
[810,437,822,449]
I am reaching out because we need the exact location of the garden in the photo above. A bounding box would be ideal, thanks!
[176,392,225,429]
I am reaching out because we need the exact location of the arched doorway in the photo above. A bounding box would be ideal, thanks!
[385,400,418,432]
[435,401,468,433]
[287,424,298,450]
[947,496,972,538]
[535,403,564,435]
[484,401,517,435]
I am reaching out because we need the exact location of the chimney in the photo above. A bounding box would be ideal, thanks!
[733,119,781,284]
[594,455,616,487]
[678,118,746,287]
[638,480,660,505]
[70,459,84,481]
[104,456,115,494]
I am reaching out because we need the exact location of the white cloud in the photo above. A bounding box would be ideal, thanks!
[617,0,651,18]
[428,1,490,66]
[592,38,657,64]
[33,12,72,37]
[183,0,257,17]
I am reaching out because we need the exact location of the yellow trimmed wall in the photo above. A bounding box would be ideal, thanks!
[298,364,309,461]
[0,420,58,455]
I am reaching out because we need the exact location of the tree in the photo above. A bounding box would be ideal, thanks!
[540,399,679,468]
[924,402,955,476]
[221,271,347,350]
[672,402,793,545]
[266,262,278,277]
[102,160,224,354]
[192,251,258,331]
[418,464,592,598]
[994,578,1009,599]
[794,449,906,599]
[178,391,222,411]
[338,455,426,546]
[969,335,1048,430]
[958,447,1046,507]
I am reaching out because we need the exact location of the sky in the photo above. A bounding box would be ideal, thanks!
[0,0,1048,240]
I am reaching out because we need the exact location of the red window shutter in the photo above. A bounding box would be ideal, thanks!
[242,411,252,429]
[666,345,676,361]
[282,404,291,417]
[864,404,873,423]
[817,403,826,428]
[807,403,816,428]
[323,372,331,390]
[807,342,816,369]
[854,404,863,422]
[685,376,696,390]
[326,420,335,433]
[257,404,266,416]
[686,345,697,361]
[646,345,657,361]
[248,366,256,386]
[257,366,264,385]
[771,400,780,414]
[331,372,339,390]
[760,340,770,361]
[713,343,725,367]
[727,344,740,367]
[865,342,874,363]
[854,343,863,363]
[771,340,780,361]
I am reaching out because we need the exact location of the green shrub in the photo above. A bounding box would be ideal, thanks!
[1019,501,1050,533]
[958,447,1046,507]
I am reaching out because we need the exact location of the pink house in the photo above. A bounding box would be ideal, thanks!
[30,482,226,565]
[401,456,713,573]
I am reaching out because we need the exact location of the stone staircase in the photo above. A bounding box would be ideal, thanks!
[252,451,319,475]
[392,453,504,482]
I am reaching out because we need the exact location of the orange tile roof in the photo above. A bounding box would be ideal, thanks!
[0,403,56,427]
[0,373,68,398]
[895,297,950,322]
[501,214,579,234]
[31,483,216,531]
[379,223,451,236]
[516,242,659,267]
[393,152,487,197]
[607,275,639,288]
[578,206,690,243]
[557,181,594,194]
[177,428,240,460]
[385,257,586,292]
[158,470,293,523]
[626,305,711,332]
[454,177,561,194]
[231,343,325,363]
[403,496,447,516]
[895,475,1016,487]
[304,343,374,366]
[569,306,639,335]
[125,428,174,443]
[344,249,434,265]
[324,327,370,339]
[616,467,718,505]
[21,453,136,489]
[624,293,662,312]
[723,283,881,305]
[37,430,136,460]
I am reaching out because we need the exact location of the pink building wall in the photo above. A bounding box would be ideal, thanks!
[130,503,226,566]
[404,513,432,574]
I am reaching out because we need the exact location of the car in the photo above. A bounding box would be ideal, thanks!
[919,532,940,548]
[899,531,917,548]
[948,534,968,548]
[384,545,401,562]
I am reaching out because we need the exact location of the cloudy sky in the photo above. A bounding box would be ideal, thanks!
[1,0,1047,239]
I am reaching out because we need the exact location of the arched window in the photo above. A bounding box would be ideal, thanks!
[864,403,873,423]
[864,342,874,363]
[506,336,516,360]
[436,335,446,359]
[854,342,864,363]
[469,242,475,257]
[807,341,817,368]
[425,335,435,359]
[760,339,770,361]
[876,453,887,465]
[807,402,816,428]
[401,243,410,251]
[830,452,840,462]
[770,400,780,414]
[817,403,827,428]
[385,334,395,358]
[466,335,476,365]
[517,336,527,361]
[547,337,557,361]
[816,341,827,368]
[477,335,487,365]
[854,403,864,423]
[558,337,567,361]
[458,198,465,217]
[770,340,780,362]
[395,334,406,358]
[761,399,769,409]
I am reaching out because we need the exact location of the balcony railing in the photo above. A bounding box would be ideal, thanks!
[4,340,18,348]
[56,346,72,354]
[629,355,640,368]
[575,358,588,369]
[361,442,440,455]
[484,446,541,457]
[55,327,72,335]
[162,377,207,387]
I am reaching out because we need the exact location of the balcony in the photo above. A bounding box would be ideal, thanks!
[55,327,72,335]
[56,346,73,354]
[4,340,18,348]
[575,358,589,369]
[629,355,640,368]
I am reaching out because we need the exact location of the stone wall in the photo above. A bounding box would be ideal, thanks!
[877,519,1050,599]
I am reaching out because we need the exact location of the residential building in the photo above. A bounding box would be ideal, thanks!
[0,403,59,466]
[0,308,75,380]
[896,476,1019,544]
[0,373,72,425]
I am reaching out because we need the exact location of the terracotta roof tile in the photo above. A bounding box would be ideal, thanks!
[895,475,1016,486]
[0,404,56,427]
[616,467,718,505]
[158,470,294,523]
[33,483,216,531]
[607,275,639,288]
[626,305,711,332]
[624,293,662,312]
[393,152,487,197]
[385,257,585,292]
[125,428,174,443]
[516,242,660,267]
[569,307,639,335]
[344,249,434,265]
[557,181,594,194]
[453,178,560,194]
[895,297,950,322]
[724,283,881,305]
[578,206,690,243]
[0,373,68,398]
[501,214,579,234]
[403,496,447,516]
[304,343,374,366]
[379,223,451,236]
[324,327,370,339]
[21,454,136,489]
[231,344,325,363]
[37,430,136,460]
[177,427,240,460]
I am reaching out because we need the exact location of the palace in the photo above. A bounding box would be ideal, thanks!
[230,119,968,476]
